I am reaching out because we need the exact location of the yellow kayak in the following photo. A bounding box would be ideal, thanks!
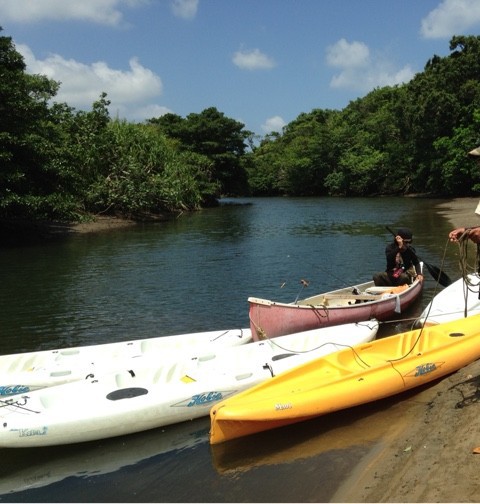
[210,313,480,444]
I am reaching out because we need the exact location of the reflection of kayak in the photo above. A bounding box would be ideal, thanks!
[249,278,423,340]
[0,328,252,397]
[210,314,480,445]
[211,391,417,475]
[0,320,378,447]
[416,274,480,326]
[0,417,210,495]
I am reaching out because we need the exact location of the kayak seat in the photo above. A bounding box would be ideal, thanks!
[333,345,378,372]
[115,371,137,387]
[153,363,182,384]
[8,356,39,373]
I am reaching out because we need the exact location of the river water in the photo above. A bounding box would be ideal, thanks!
[0,196,465,502]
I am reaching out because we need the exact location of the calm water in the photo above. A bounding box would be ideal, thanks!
[0,197,466,502]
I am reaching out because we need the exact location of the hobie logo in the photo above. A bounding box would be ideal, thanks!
[0,385,30,396]
[187,392,223,407]
[415,363,437,376]
[404,361,444,379]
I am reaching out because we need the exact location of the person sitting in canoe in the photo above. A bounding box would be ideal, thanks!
[373,228,424,286]
[449,146,480,245]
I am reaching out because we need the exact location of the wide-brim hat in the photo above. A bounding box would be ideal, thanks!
[468,146,480,157]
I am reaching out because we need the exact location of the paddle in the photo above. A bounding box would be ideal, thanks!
[385,226,452,287]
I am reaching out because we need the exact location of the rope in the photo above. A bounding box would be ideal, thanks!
[457,229,480,283]
[251,320,377,369]
[255,319,377,353]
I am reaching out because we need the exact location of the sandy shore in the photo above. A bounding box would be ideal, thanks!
[69,215,138,233]
[335,197,480,503]
[435,197,480,230]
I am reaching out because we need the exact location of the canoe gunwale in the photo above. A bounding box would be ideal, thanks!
[249,279,423,340]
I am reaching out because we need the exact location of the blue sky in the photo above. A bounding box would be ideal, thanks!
[2,0,480,137]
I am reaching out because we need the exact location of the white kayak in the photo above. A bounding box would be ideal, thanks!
[0,328,252,397]
[416,274,480,326]
[0,320,379,447]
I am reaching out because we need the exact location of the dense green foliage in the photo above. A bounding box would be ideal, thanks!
[2,30,480,226]
[149,107,252,196]
[0,31,224,223]
[248,35,480,197]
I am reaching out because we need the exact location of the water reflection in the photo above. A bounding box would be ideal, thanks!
[0,418,211,496]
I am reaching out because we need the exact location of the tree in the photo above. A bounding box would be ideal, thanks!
[0,30,78,221]
[150,107,251,195]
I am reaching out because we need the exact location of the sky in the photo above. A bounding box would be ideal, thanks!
[2,0,480,137]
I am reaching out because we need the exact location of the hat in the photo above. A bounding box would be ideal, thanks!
[397,228,412,240]
[468,146,480,157]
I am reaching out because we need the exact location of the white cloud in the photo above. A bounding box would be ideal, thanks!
[126,104,173,121]
[232,48,276,70]
[0,0,146,25]
[261,116,286,134]
[421,0,480,39]
[326,38,370,68]
[170,0,198,20]
[326,38,414,92]
[18,44,166,121]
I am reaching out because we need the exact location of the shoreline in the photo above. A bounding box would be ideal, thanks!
[334,357,480,502]
[335,196,480,503]
[435,197,480,229]
[69,215,139,233]
[70,197,480,234]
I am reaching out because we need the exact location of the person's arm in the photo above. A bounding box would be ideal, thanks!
[384,243,398,270]
[403,247,424,279]
[449,226,480,244]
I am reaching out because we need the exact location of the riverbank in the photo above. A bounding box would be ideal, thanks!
[69,215,138,233]
[335,197,480,503]
[70,197,480,234]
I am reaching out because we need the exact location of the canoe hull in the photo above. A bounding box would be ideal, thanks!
[249,279,422,340]
[0,320,378,447]
[210,314,480,444]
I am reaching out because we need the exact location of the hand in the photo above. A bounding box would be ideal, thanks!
[449,227,480,244]
[448,228,466,242]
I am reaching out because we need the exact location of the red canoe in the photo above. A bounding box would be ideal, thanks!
[249,278,423,341]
